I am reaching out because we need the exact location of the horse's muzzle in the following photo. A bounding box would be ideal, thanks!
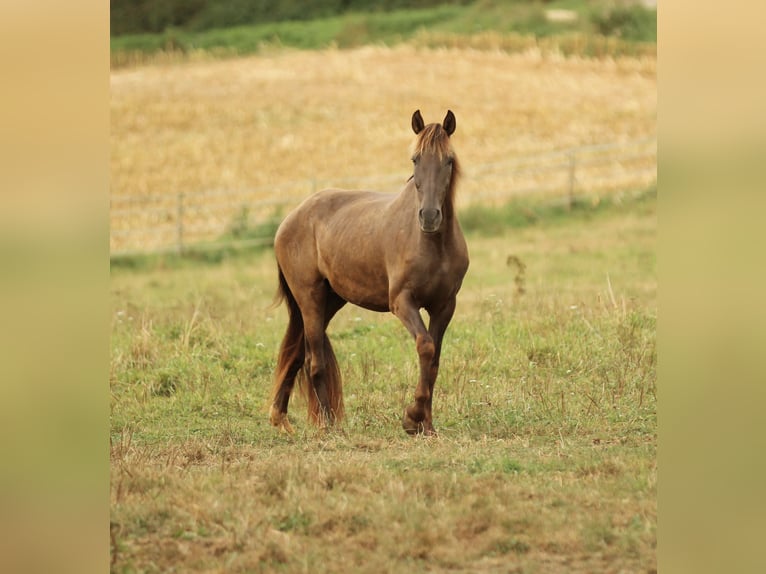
[419,208,442,233]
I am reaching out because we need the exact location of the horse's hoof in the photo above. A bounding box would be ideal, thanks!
[269,406,295,435]
[280,417,295,434]
[402,408,427,436]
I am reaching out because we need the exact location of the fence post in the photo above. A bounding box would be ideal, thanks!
[567,152,576,210]
[176,192,185,254]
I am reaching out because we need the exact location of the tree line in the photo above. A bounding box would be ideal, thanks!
[110,0,474,36]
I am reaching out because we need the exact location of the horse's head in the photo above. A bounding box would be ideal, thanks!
[411,110,459,233]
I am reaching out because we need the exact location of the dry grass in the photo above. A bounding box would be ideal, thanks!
[110,45,655,251]
[111,434,655,573]
[110,196,656,572]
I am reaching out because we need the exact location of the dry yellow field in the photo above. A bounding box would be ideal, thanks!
[110,45,655,251]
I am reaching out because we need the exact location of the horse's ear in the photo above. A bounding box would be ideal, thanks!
[443,110,456,136]
[412,110,425,134]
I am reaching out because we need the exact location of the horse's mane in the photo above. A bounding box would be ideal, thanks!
[411,123,461,204]
[412,123,452,159]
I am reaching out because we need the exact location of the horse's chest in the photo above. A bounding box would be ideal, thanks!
[411,257,466,302]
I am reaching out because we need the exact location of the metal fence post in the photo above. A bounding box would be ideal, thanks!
[176,192,185,254]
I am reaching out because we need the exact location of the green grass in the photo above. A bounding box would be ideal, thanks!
[110,192,656,571]
[111,1,656,66]
[461,185,657,236]
[110,187,656,271]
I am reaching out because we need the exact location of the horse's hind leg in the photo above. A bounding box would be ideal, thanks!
[300,284,346,427]
[270,321,306,434]
[270,266,307,433]
[270,354,304,434]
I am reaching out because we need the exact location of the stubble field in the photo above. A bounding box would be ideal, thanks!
[110,45,655,252]
[110,45,656,572]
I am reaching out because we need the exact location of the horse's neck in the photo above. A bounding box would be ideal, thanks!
[392,177,417,218]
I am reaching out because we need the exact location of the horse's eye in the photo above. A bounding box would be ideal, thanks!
[411,156,418,164]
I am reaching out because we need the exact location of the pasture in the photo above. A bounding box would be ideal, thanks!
[110,44,656,572]
[110,194,656,572]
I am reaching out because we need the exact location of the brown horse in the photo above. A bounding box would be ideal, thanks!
[269,110,469,435]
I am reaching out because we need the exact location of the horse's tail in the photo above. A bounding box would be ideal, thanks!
[270,268,305,413]
[271,267,344,425]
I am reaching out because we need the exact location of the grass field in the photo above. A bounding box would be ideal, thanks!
[110,44,655,253]
[111,45,655,197]
[110,188,656,572]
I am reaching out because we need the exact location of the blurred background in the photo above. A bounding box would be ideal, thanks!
[110,0,656,257]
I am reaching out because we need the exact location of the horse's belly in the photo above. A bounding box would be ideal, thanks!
[327,274,390,313]
[350,298,390,313]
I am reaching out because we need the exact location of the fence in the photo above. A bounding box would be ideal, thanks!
[110,137,656,257]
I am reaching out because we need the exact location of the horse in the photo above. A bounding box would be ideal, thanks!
[269,110,469,435]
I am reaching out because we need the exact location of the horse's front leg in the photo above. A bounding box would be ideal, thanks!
[391,291,437,435]
[423,296,457,425]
